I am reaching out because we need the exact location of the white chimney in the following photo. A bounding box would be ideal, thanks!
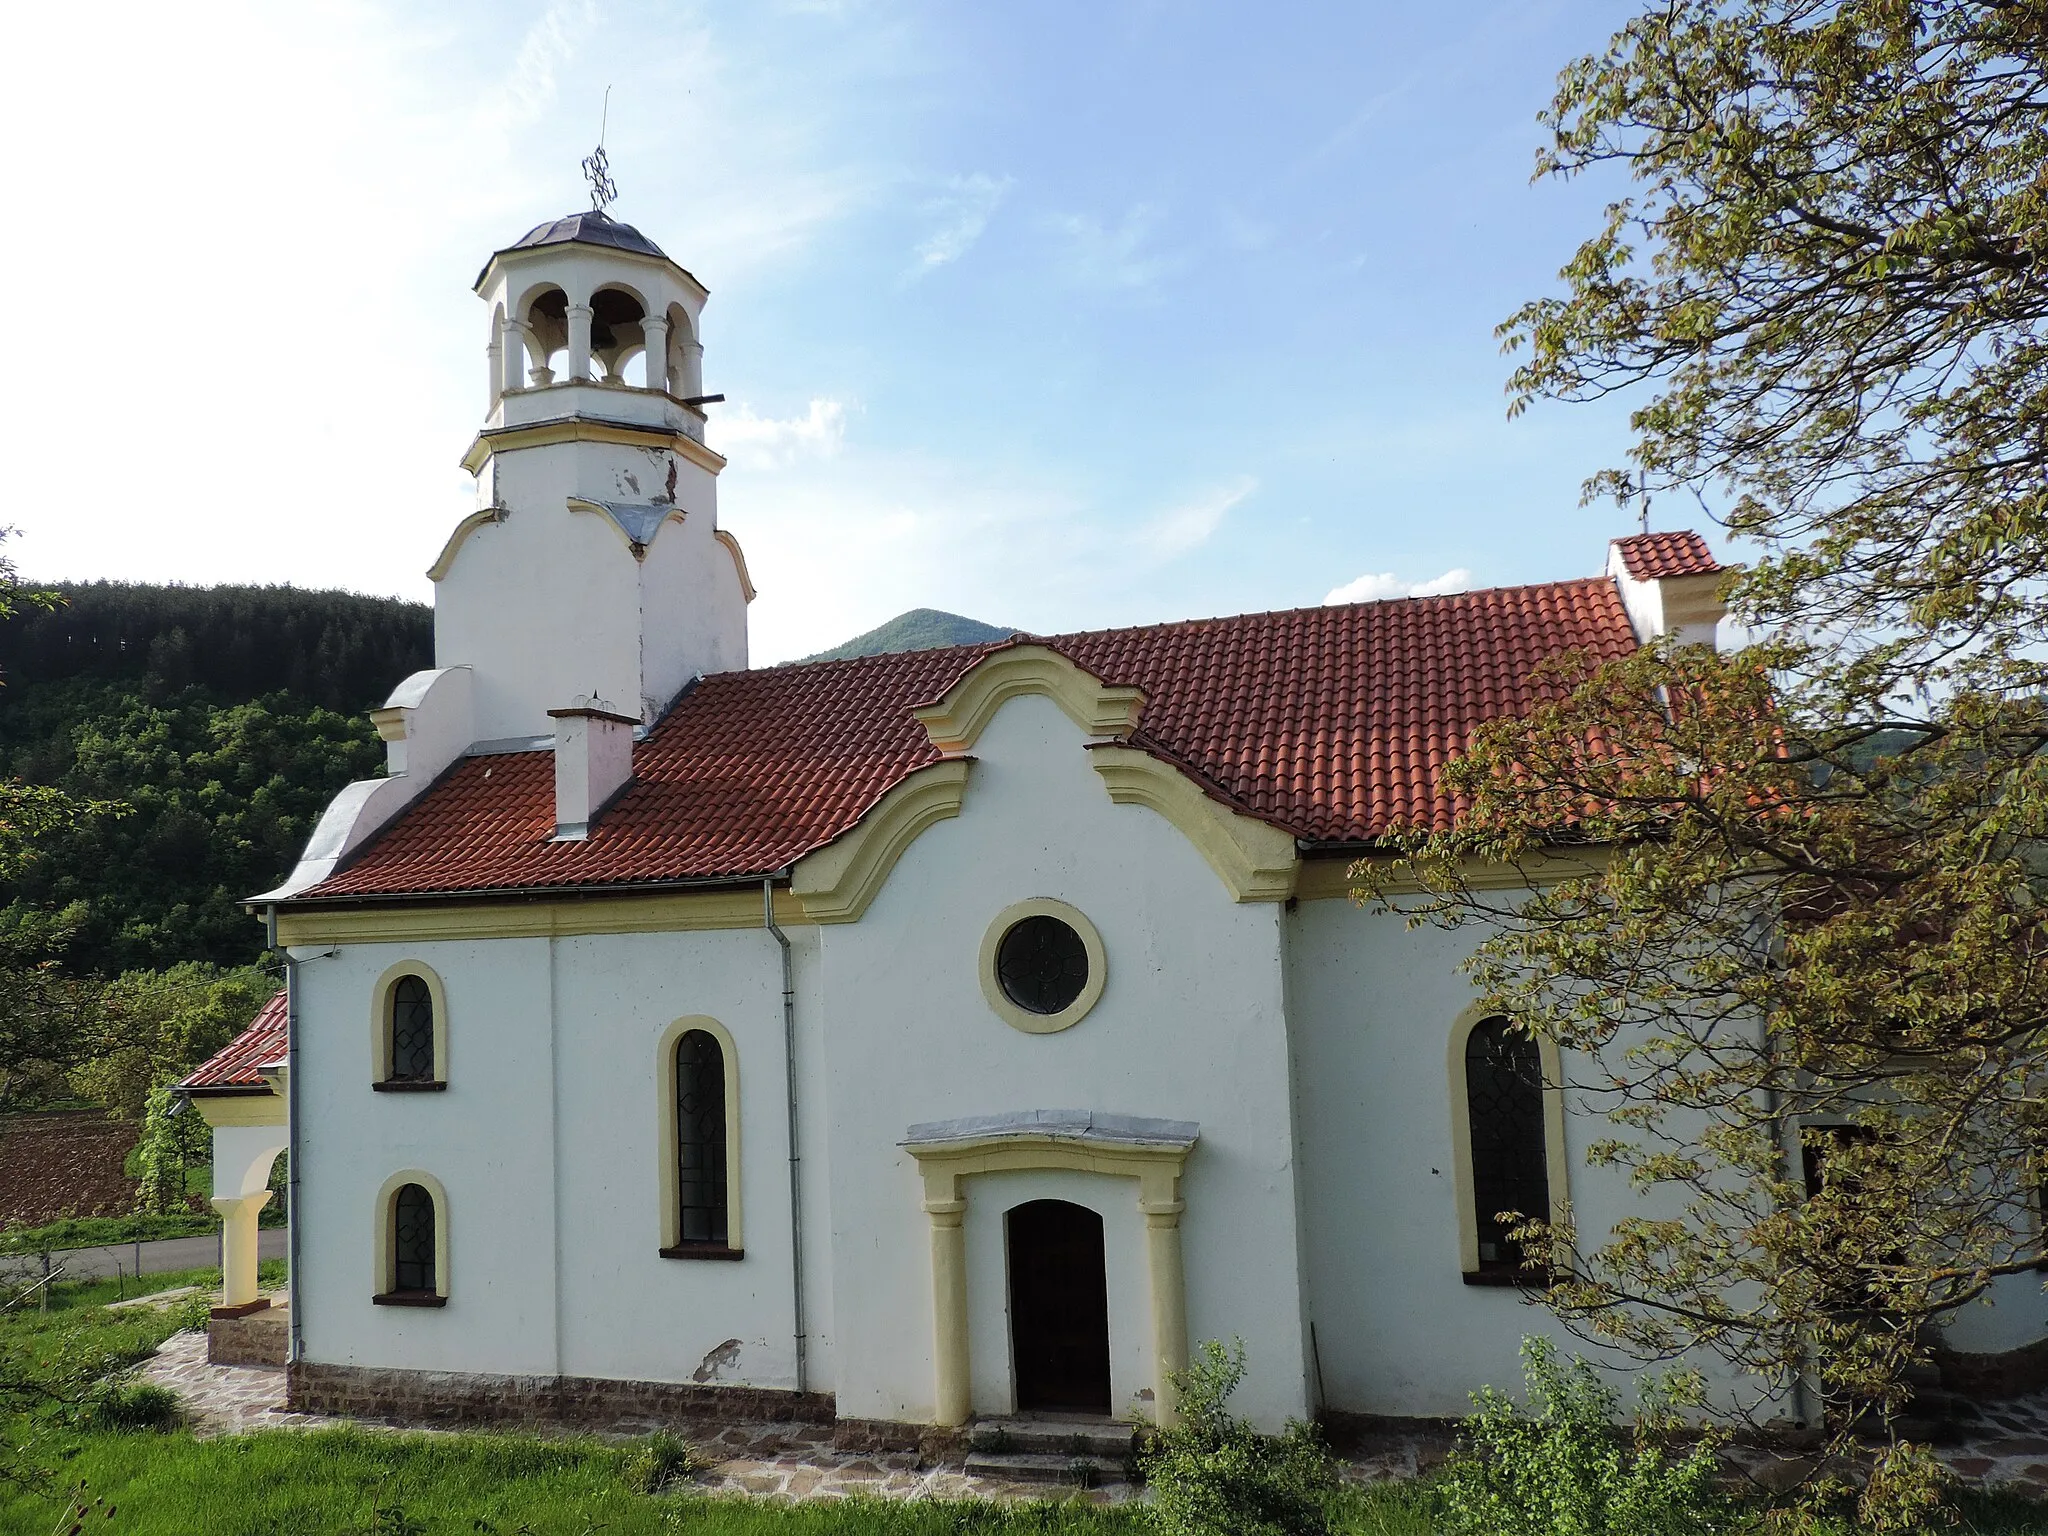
[547,699,637,841]
[1606,535,1729,649]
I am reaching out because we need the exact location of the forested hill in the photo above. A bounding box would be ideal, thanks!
[0,583,433,976]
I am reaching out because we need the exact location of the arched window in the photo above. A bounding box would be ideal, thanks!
[1455,1014,1559,1284]
[372,963,447,1090]
[390,977,434,1081]
[373,1172,447,1306]
[393,1183,436,1292]
[673,1030,729,1248]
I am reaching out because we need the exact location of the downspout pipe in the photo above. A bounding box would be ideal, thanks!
[765,876,807,1394]
[267,904,304,1369]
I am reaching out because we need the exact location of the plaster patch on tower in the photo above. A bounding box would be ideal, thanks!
[664,457,678,504]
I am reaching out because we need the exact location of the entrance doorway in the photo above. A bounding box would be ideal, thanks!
[1006,1199,1112,1415]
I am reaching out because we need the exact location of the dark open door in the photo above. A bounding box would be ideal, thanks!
[1006,1199,1112,1415]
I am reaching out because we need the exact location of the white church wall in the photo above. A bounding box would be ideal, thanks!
[814,692,1312,1431]
[1287,896,1765,1420]
[636,502,749,710]
[292,937,562,1375]
[547,920,827,1392]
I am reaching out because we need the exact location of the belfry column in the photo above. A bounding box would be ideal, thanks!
[641,315,670,394]
[499,315,527,396]
[567,303,593,381]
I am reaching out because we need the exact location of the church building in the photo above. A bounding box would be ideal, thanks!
[174,202,2048,1441]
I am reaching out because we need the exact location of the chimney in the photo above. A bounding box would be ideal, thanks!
[547,699,638,841]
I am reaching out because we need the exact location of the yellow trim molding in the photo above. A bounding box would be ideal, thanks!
[791,760,973,924]
[373,1168,452,1301]
[192,1092,285,1129]
[273,887,813,947]
[912,645,1143,754]
[426,508,505,583]
[1446,1003,1571,1278]
[655,1015,744,1253]
[906,1133,1192,1428]
[713,529,756,602]
[459,417,728,477]
[370,960,450,1086]
[1089,746,1298,903]
[977,898,1108,1034]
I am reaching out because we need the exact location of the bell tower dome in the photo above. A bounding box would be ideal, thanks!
[431,207,751,743]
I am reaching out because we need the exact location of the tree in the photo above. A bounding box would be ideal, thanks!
[1359,0,2048,1508]
[67,961,275,1121]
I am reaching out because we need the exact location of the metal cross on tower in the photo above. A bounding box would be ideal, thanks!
[582,87,617,212]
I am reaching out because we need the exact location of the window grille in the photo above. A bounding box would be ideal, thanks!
[674,1030,728,1246]
[1464,1016,1550,1274]
[995,915,1090,1015]
[392,1183,436,1294]
[389,976,435,1081]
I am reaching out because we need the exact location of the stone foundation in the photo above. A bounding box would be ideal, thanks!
[208,1307,288,1367]
[288,1360,836,1432]
[832,1416,968,1460]
[1938,1336,2048,1400]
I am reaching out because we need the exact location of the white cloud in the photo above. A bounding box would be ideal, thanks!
[712,400,849,470]
[1324,567,1473,605]
[1049,202,1182,291]
[1136,476,1257,559]
[910,173,1014,276]
[502,0,598,122]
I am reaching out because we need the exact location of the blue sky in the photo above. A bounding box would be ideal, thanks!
[0,0,1669,663]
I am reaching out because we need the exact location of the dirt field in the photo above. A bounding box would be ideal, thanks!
[0,1110,140,1224]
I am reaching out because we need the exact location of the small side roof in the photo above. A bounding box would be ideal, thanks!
[178,992,287,1096]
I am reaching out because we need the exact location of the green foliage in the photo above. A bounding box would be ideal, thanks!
[132,1082,212,1215]
[1140,1338,1338,1536]
[621,1430,702,1494]
[1435,1338,1732,1536]
[0,578,428,975]
[797,608,1013,664]
[0,580,432,715]
[72,961,275,1120]
[0,682,387,973]
[1358,0,2048,1511]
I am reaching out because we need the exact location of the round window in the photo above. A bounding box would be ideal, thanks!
[995,915,1091,1016]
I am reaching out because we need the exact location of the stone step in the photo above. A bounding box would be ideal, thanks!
[969,1417,1138,1460]
[963,1450,1130,1488]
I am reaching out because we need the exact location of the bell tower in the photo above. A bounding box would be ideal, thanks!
[431,205,752,744]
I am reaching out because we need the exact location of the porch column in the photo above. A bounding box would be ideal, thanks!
[1140,1172,1189,1426]
[924,1184,972,1425]
[212,1191,272,1309]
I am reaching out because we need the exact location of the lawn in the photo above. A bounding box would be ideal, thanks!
[6,1269,2048,1535]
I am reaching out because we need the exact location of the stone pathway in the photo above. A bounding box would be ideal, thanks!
[132,1329,2048,1501]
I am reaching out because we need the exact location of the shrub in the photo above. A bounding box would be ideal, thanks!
[1140,1338,1338,1536]
[80,1378,182,1432]
[1436,1336,1733,1536]
[622,1430,702,1494]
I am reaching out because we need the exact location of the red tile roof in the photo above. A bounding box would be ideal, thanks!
[179,991,288,1093]
[294,573,1641,901]
[1612,530,1722,580]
